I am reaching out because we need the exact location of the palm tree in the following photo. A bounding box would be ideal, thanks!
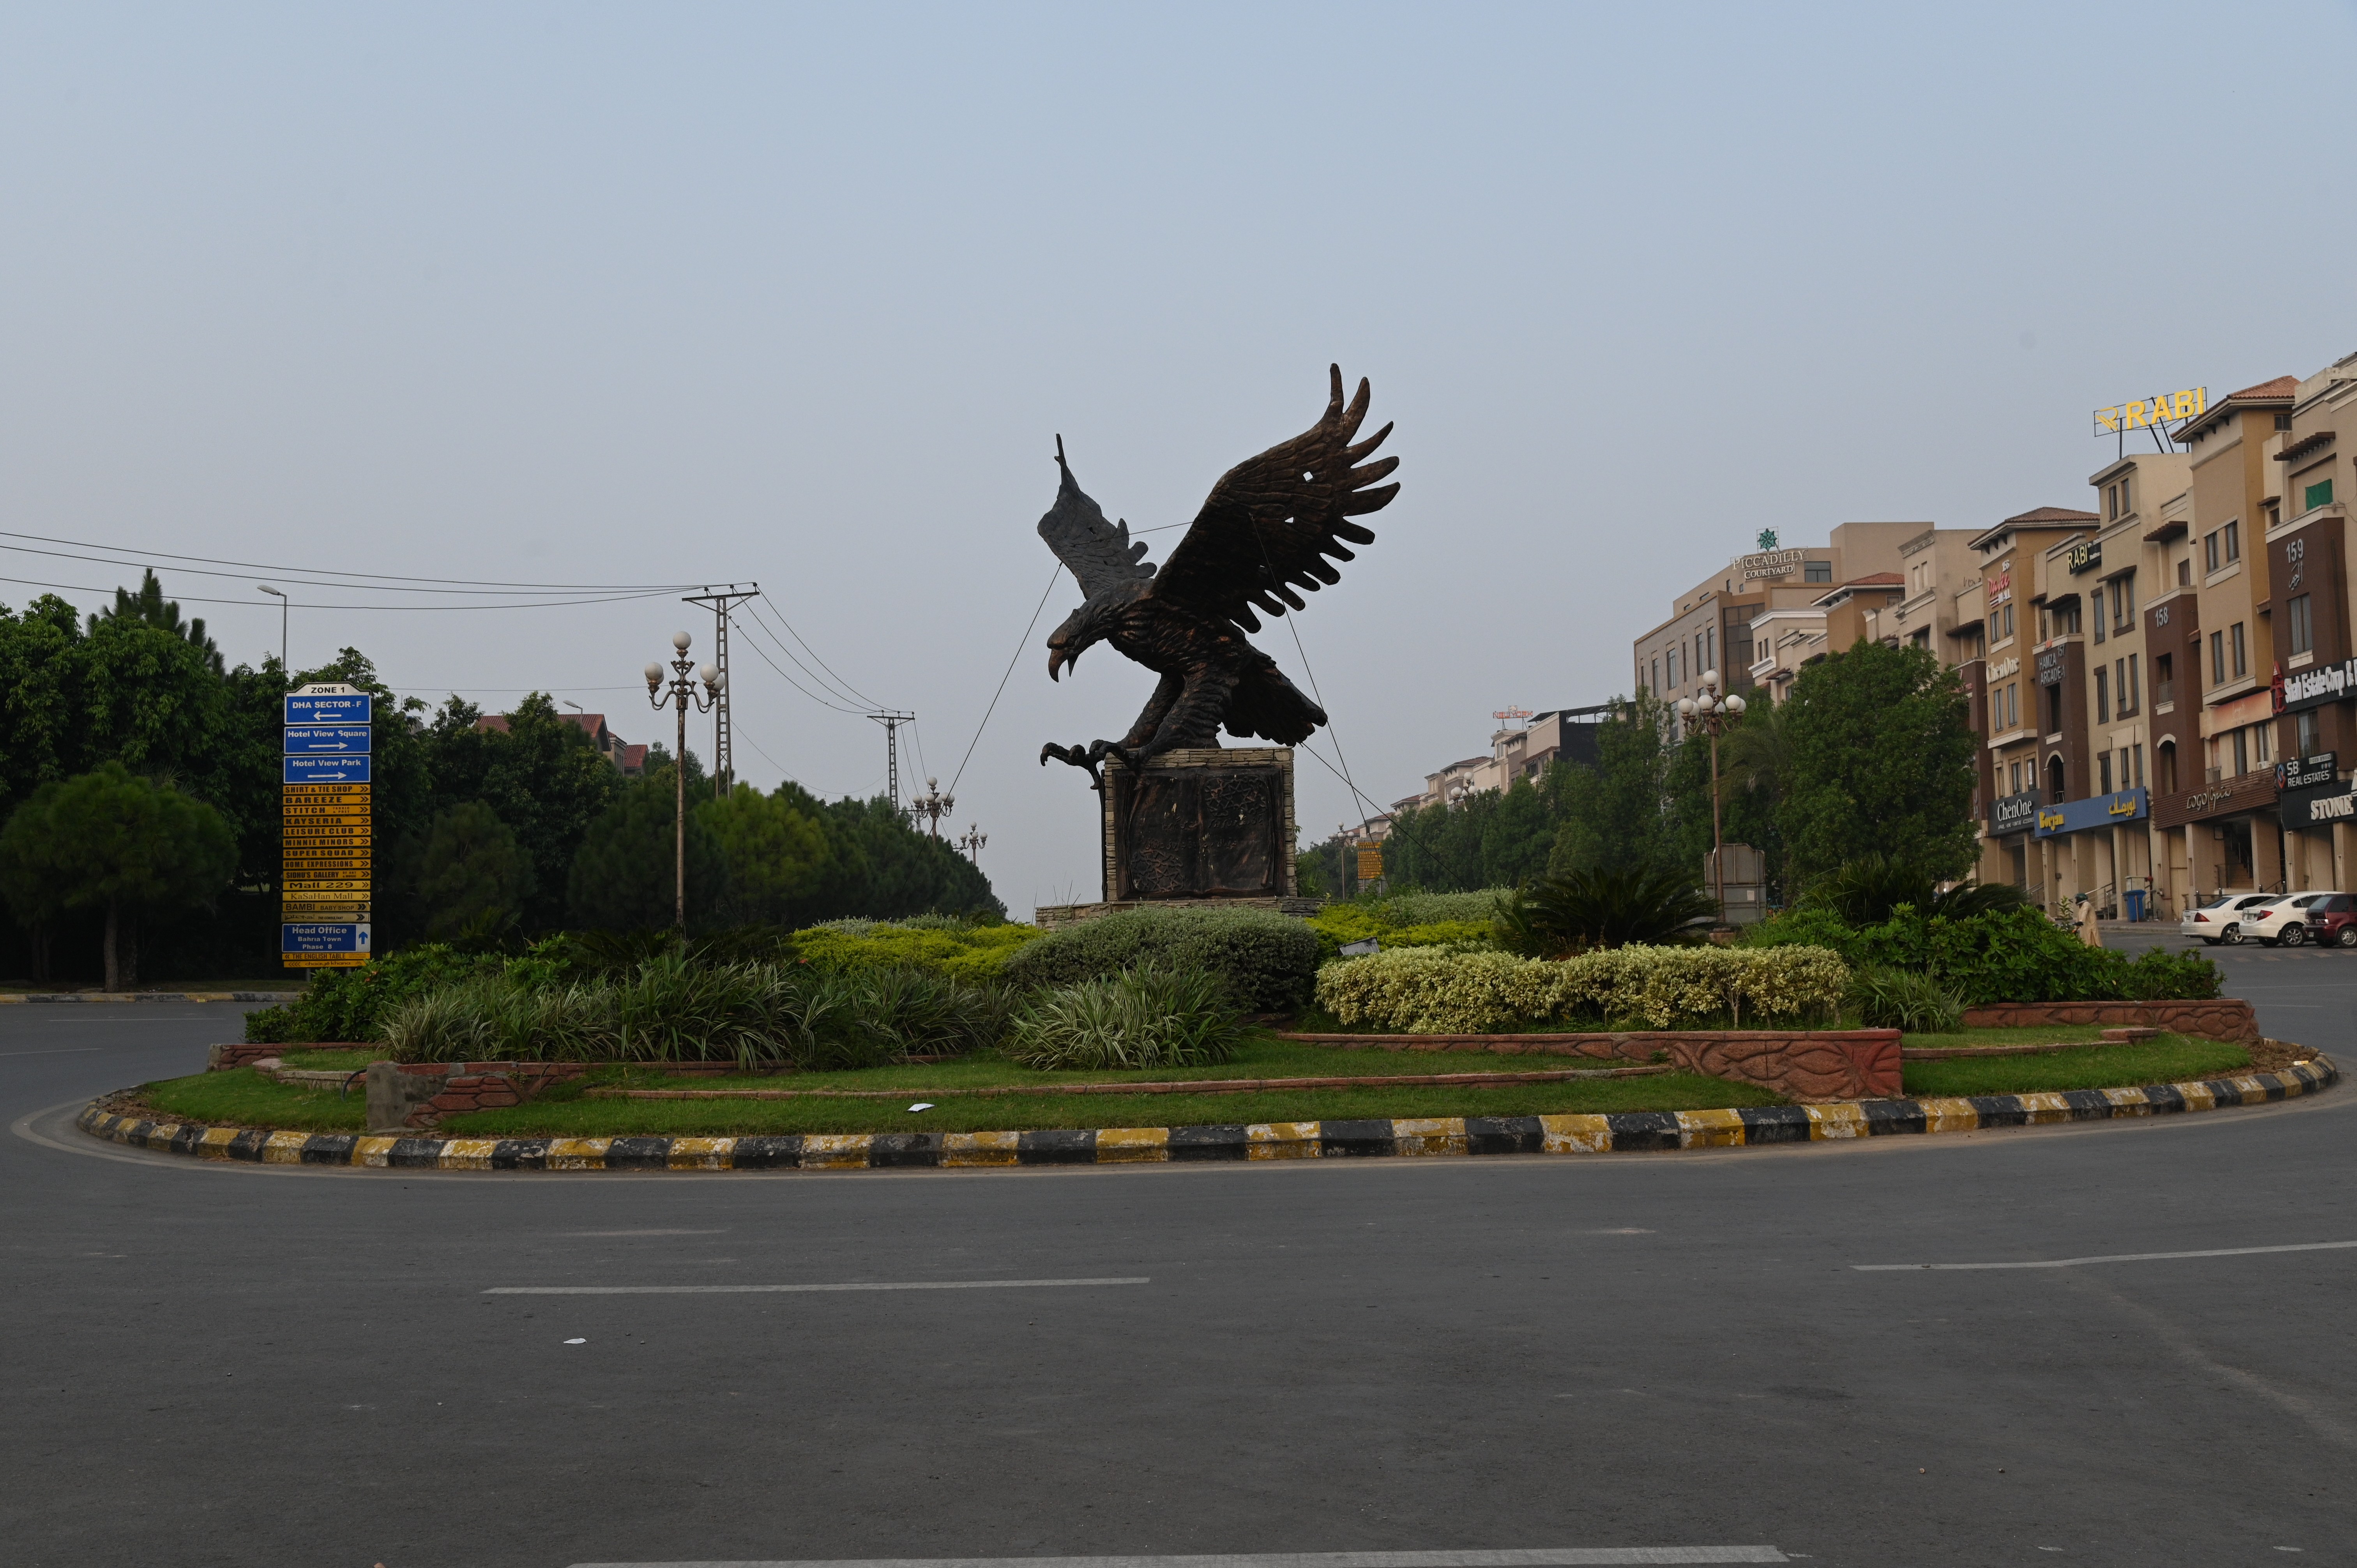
[1716,695,1792,811]
[1805,852,2027,925]
[1497,865,1720,956]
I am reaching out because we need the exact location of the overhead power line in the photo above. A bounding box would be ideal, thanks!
[0,528,700,592]
[0,572,679,611]
[745,597,876,710]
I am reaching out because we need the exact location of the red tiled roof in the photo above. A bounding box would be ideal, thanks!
[2001,506,2099,525]
[2173,375,2297,441]
[1845,572,1905,586]
[474,712,611,740]
[2224,375,2298,402]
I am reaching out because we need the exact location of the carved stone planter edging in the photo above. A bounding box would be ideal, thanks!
[73,1053,2335,1173]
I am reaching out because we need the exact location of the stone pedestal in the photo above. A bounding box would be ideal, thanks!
[1033,747,1312,927]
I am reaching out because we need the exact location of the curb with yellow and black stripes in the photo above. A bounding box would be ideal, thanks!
[73,1055,2337,1172]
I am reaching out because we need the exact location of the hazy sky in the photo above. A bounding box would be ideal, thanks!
[6,3,2355,911]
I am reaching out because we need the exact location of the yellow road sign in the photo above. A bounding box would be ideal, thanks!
[283,782,371,800]
[283,955,367,968]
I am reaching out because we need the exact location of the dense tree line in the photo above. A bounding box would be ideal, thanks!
[0,574,999,984]
[1339,642,1974,904]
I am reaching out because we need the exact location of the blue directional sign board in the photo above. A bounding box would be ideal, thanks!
[281,922,371,955]
[282,726,373,755]
[284,692,373,726]
[284,755,373,785]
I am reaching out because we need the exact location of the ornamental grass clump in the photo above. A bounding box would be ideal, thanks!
[1842,963,1965,1033]
[1002,964,1245,1071]
[1315,943,1849,1033]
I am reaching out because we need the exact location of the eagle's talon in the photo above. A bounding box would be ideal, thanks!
[1040,742,1104,789]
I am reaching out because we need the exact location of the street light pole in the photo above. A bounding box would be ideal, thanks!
[911,776,955,839]
[645,630,722,931]
[957,823,987,863]
[258,585,287,674]
[1677,669,1747,928]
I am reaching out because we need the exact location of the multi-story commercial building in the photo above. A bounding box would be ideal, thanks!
[2271,351,2357,893]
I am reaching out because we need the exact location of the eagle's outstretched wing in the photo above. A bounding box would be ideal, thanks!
[1037,442,1155,598]
[1147,365,1398,632]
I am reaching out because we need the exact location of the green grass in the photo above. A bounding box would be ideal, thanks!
[278,1048,377,1070]
[1902,1036,2249,1098]
[136,1069,366,1132]
[1896,1024,2111,1051]
[121,1027,2269,1141]
[436,1072,1780,1137]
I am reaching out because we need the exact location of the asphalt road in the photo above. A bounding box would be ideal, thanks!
[4,966,2353,1568]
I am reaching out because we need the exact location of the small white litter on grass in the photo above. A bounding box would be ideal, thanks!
[564,1338,587,1345]
[908,1102,935,1112]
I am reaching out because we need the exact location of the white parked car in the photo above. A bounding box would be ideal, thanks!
[2241,891,2355,947]
[2180,893,2283,945]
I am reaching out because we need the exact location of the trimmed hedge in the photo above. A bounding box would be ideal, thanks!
[1742,905,2221,1005]
[789,922,1041,981]
[999,907,1322,1012]
[1315,943,1850,1033]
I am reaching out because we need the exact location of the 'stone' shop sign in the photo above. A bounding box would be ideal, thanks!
[2280,779,2357,832]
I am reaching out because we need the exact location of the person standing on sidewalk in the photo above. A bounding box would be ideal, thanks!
[2075,893,2103,948]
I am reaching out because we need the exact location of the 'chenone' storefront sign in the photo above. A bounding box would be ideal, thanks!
[1988,791,2041,836]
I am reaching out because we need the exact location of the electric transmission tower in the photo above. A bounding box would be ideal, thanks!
[683,583,761,799]
[866,711,915,812]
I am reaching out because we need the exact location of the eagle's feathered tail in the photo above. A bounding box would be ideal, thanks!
[1222,660,1325,745]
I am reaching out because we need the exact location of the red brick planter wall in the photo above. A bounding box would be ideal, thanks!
[1959,999,2258,1045]
[1282,1029,1902,1103]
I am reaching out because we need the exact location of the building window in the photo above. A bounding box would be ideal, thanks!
[2306,478,2336,514]
[2255,722,2271,765]
[2132,743,2144,788]
[2096,666,2110,722]
[2210,629,2225,685]
[2099,752,2113,793]
[2231,621,2247,679]
[2154,652,2172,706]
[2289,593,2314,655]
[2298,710,2321,756]
[2093,604,2105,644]
[2204,531,2220,573]
[2224,520,2240,563]
[1650,657,1660,694]
[2158,741,2177,792]
[2126,653,2139,713]
[2177,558,2191,586]
[1804,560,1832,583]
[2232,728,2249,775]
[1668,645,1683,688]
[2008,682,2020,729]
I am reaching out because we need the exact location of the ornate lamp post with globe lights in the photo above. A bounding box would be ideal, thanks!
[911,777,955,839]
[646,631,723,931]
[1676,670,1747,927]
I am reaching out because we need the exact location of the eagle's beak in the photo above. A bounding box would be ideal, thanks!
[1048,646,1070,682]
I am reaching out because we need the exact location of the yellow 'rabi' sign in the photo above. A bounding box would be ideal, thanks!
[2094,388,2205,436]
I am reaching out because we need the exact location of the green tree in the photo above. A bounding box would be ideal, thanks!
[1547,693,1676,879]
[419,692,624,932]
[0,764,237,989]
[88,568,224,675]
[566,763,727,931]
[1777,640,1978,890]
[416,802,534,941]
[700,784,832,926]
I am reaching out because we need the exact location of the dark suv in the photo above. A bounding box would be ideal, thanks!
[2253,892,2357,948]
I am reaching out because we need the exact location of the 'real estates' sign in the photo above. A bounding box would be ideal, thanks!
[1988,791,2041,835]
[2278,752,2339,791]
[2034,788,2149,838]
[2280,656,2357,714]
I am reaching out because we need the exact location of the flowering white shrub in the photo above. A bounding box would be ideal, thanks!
[1315,943,1848,1033]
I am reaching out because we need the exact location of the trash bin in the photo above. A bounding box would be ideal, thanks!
[2123,888,2147,922]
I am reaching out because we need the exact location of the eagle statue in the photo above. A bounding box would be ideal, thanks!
[1036,364,1399,785]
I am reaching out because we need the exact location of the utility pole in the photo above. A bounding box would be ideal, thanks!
[866,711,915,812]
[683,583,760,800]
[645,632,721,931]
